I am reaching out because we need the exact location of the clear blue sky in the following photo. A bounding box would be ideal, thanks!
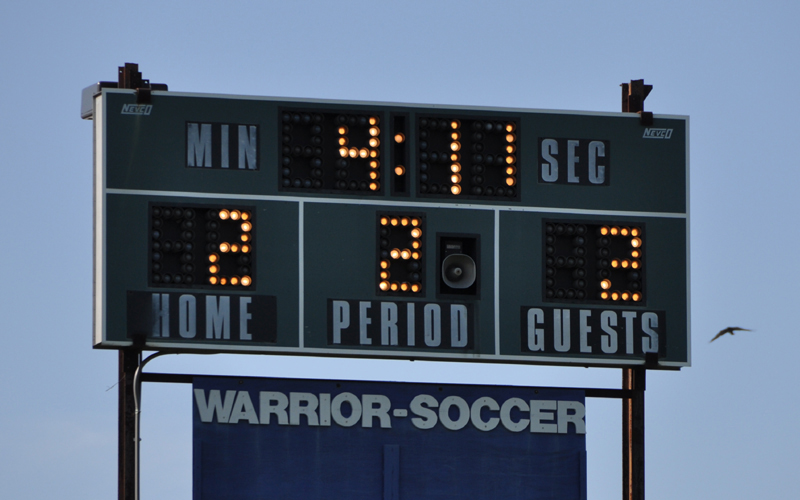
[2,1,799,499]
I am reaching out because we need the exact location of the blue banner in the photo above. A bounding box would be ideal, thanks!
[193,376,586,500]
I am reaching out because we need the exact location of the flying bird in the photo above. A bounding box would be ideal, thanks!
[710,327,752,343]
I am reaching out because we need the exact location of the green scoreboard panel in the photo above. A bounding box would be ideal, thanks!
[91,88,689,368]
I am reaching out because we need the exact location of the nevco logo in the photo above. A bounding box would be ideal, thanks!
[642,128,672,139]
[121,104,153,115]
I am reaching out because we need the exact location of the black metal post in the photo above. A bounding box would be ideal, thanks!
[622,367,645,500]
[619,79,652,500]
[119,348,141,500]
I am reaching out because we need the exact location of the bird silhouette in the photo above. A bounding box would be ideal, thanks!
[710,327,752,343]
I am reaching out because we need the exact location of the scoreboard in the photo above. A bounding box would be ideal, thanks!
[89,88,689,368]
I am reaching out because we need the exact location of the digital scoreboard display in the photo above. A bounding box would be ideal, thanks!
[90,87,689,368]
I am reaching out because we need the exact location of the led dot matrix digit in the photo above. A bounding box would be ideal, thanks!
[280,110,382,193]
[544,221,644,304]
[377,214,424,295]
[417,116,519,199]
[150,205,255,288]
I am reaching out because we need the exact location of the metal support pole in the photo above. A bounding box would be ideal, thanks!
[108,62,165,500]
[118,348,141,500]
[622,367,646,500]
[619,79,651,500]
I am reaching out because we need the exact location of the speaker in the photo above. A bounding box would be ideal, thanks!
[442,254,476,289]
[438,235,479,296]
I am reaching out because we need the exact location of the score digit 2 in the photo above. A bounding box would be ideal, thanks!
[543,220,645,304]
[149,204,255,288]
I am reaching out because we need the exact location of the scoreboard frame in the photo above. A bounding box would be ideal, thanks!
[90,87,690,369]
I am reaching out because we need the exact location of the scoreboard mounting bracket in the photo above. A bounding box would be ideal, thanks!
[621,78,654,125]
